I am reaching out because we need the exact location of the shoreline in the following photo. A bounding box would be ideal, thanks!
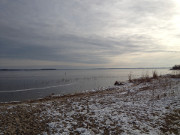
[0,73,176,105]
[0,68,172,103]
[0,85,124,106]
[0,74,180,134]
[0,88,111,105]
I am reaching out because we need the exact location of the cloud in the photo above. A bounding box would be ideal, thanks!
[0,0,180,68]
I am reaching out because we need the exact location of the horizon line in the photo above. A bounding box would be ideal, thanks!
[0,67,170,71]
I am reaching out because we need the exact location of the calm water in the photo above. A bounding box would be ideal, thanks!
[0,69,170,102]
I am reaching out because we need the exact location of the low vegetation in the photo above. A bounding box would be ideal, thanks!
[128,71,159,84]
[170,65,180,78]
[171,65,180,70]
[127,70,180,84]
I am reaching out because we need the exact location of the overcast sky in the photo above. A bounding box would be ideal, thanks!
[0,0,180,68]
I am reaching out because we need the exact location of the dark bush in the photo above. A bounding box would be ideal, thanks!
[171,65,180,70]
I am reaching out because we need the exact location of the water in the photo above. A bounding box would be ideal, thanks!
[0,69,170,102]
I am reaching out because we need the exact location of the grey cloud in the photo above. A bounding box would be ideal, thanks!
[144,50,180,53]
[0,0,179,68]
[0,33,148,64]
[0,21,165,65]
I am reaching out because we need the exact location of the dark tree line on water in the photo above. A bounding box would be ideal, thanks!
[171,65,180,70]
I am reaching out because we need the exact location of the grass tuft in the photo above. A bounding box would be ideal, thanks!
[152,70,158,79]
[127,71,160,84]
[128,73,133,83]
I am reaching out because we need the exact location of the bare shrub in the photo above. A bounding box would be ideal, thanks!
[152,70,158,79]
[126,71,160,84]
[128,73,133,83]
[171,65,180,70]
[144,72,151,82]
[171,70,180,78]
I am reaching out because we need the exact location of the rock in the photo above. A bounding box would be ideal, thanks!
[114,81,125,86]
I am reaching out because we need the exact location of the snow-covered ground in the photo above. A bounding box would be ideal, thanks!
[0,75,180,134]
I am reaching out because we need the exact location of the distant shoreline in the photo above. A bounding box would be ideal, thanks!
[0,67,170,71]
[0,69,57,71]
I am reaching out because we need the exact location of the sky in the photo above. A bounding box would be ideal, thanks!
[0,0,180,69]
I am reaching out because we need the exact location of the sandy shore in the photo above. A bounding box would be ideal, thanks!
[0,75,180,134]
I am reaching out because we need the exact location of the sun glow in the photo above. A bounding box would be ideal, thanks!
[174,0,180,5]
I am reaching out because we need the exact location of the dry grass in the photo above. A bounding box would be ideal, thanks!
[128,73,133,83]
[0,104,50,134]
[160,109,180,135]
[129,75,153,84]
[152,70,158,79]
[170,70,180,78]
[128,71,159,84]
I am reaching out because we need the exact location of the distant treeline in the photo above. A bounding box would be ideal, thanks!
[0,67,171,71]
[171,65,180,70]
[0,69,57,71]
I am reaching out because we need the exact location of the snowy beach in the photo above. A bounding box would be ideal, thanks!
[1,0,180,134]
[0,74,180,134]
